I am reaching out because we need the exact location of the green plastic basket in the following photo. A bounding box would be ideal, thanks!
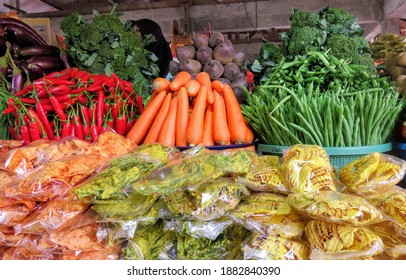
[257,143,393,170]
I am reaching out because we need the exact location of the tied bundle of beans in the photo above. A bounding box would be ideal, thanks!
[1,68,142,144]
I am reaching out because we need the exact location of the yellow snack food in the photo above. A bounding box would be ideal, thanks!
[288,191,384,226]
[305,220,384,259]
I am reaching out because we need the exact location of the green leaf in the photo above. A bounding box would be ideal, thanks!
[83,52,98,66]
[111,41,120,49]
[125,55,134,67]
[104,63,113,76]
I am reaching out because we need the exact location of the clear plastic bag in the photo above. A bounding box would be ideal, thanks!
[162,177,250,221]
[163,217,233,240]
[280,145,340,193]
[74,143,177,201]
[133,148,256,196]
[229,192,305,238]
[237,155,289,194]
[3,153,105,202]
[365,186,406,237]
[340,153,406,195]
[242,232,309,260]
[369,222,406,259]
[287,191,384,226]
[305,220,384,260]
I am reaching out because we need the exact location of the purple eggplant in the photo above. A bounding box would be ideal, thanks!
[0,17,47,45]
[60,52,71,68]
[27,54,61,64]
[11,70,24,94]
[18,45,59,57]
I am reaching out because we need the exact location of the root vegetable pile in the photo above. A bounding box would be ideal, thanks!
[126,71,254,147]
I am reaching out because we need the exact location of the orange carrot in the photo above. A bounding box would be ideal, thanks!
[126,90,167,144]
[211,80,224,93]
[186,85,207,146]
[170,71,192,92]
[222,84,247,144]
[202,103,214,146]
[213,90,231,145]
[152,77,171,93]
[145,90,160,108]
[196,72,214,104]
[244,124,254,144]
[175,87,189,146]
[185,79,201,97]
[157,95,178,146]
[143,93,173,144]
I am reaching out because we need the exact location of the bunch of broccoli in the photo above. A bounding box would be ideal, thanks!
[60,7,159,98]
[251,6,374,80]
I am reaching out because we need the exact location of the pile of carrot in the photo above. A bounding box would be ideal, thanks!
[126,71,254,147]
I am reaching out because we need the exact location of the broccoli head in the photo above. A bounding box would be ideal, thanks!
[290,8,320,29]
[326,34,374,70]
[287,27,327,56]
[78,23,103,51]
[60,12,83,38]
[319,7,364,36]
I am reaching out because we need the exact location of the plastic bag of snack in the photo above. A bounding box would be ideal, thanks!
[280,145,340,193]
[369,222,406,259]
[0,196,37,226]
[229,192,305,239]
[305,220,384,260]
[365,186,406,237]
[237,155,289,194]
[13,193,90,235]
[162,223,250,260]
[242,232,309,260]
[0,140,23,158]
[162,177,250,221]
[133,149,256,196]
[4,153,106,201]
[163,217,233,240]
[287,191,384,226]
[340,153,406,195]
[91,192,159,221]
[122,221,174,260]
[74,144,178,201]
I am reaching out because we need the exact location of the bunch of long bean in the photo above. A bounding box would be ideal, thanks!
[242,51,406,147]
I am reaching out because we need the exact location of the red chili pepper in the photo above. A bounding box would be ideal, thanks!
[27,117,41,141]
[73,114,84,140]
[53,118,61,140]
[49,95,67,121]
[20,125,31,145]
[61,114,72,138]
[35,102,55,140]
[96,90,104,132]
[65,86,86,95]
[137,95,144,114]
[115,113,127,135]
[2,105,17,115]
[48,84,71,94]
[87,83,103,93]
[14,127,22,141]
[80,105,90,126]
[125,115,133,134]
[15,84,33,97]
[27,109,48,140]
[43,78,75,86]
[9,126,17,140]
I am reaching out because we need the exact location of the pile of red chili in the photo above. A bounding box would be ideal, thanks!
[2,67,143,144]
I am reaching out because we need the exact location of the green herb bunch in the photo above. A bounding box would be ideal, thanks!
[60,6,159,98]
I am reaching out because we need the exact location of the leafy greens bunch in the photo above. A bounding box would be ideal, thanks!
[251,6,374,83]
[60,7,159,98]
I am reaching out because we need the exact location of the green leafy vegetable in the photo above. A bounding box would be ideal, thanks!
[60,6,159,99]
